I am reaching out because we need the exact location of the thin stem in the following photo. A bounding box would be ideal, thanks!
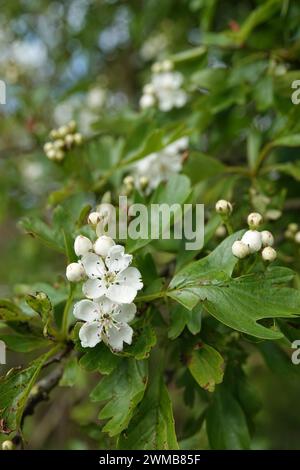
[61,286,75,339]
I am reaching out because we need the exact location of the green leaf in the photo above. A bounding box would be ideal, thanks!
[0,347,59,434]
[19,217,64,253]
[168,304,202,339]
[206,386,251,449]
[0,333,50,352]
[188,344,224,392]
[79,342,119,375]
[118,369,178,450]
[59,357,79,387]
[183,152,225,184]
[25,292,52,324]
[0,299,32,323]
[90,359,148,437]
[123,324,157,360]
[168,233,300,339]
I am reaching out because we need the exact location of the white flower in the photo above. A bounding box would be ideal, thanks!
[261,230,274,247]
[94,235,115,257]
[140,68,187,112]
[74,297,136,350]
[74,235,93,257]
[66,262,85,282]
[232,240,249,259]
[241,230,262,253]
[247,212,263,229]
[262,246,277,262]
[215,199,233,215]
[133,137,188,192]
[81,245,143,303]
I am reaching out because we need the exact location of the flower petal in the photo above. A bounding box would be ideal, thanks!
[106,284,138,303]
[81,252,106,279]
[106,323,133,351]
[97,296,115,314]
[105,245,132,273]
[79,321,102,348]
[113,303,136,323]
[117,267,143,291]
[73,299,99,322]
[83,279,106,299]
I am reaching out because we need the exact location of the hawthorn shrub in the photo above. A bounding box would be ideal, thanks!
[0,0,300,450]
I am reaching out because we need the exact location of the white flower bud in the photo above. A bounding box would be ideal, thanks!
[88,211,101,226]
[94,235,115,257]
[73,132,83,145]
[261,230,274,247]
[215,225,227,238]
[265,209,281,221]
[74,235,93,257]
[58,125,69,138]
[241,230,262,253]
[288,223,298,233]
[46,149,57,160]
[66,262,85,282]
[67,120,77,133]
[123,175,134,187]
[232,240,250,259]
[53,139,65,149]
[2,440,14,451]
[50,129,59,139]
[139,176,149,190]
[64,134,74,147]
[143,83,155,95]
[151,62,161,73]
[140,93,155,109]
[247,212,263,229]
[43,142,53,153]
[54,150,65,161]
[295,232,300,244]
[161,59,173,72]
[215,199,233,215]
[262,246,277,262]
[284,229,294,240]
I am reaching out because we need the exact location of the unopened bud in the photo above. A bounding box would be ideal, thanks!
[88,212,101,226]
[66,262,85,282]
[247,212,263,229]
[74,235,93,257]
[2,440,14,451]
[262,246,277,262]
[232,240,249,259]
[261,230,274,247]
[94,235,115,258]
[241,230,262,253]
[215,199,233,215]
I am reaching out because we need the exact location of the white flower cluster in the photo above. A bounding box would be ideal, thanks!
[285,223,300,244]
[66,219,143,351]
[231,212,277,262]
[43,121,83,161]
[140,60,188,112]
[127,137,188,194]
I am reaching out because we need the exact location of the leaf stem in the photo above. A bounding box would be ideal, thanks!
[61,286,75,339]
[135,291,167,303]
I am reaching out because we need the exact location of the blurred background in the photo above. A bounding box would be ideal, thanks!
[0,0,300,449]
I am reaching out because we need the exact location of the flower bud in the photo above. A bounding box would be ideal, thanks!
[261,230,274,247]
[73,132,83,145]
[53,139,65,149]
[55,150,65,161]
[88,211,101,226]
[143,84,155,95]
[262,246,277,262]
[123,175,134,187]
[64,134,74,147]
[74,235,93,257]
[265,209,281,221]
[161,59,173,72]
[140,93,155,109]
[288,223,298,233]
[295,231,300,244]
[67,120,77,133]
[232,240,249,259]
[247,212,263,229]
[215,199,233,215]
[2,440,14,451]
[139,176,149,190]
[241,230,262,253]
[151,62,161,73]
[50,129,59,139]
[94,235,115,257]
[43,142,53,153]
[215,225,227,238]
[66,262,85,282]
[46,149,57,160]
[58,125,69,138]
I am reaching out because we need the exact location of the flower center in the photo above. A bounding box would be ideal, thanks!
[103,271,116,287]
